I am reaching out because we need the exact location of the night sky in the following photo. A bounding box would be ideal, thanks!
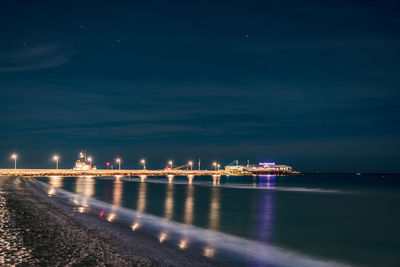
[1,0,399,172]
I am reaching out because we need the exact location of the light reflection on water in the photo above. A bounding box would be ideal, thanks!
[47,176,63,196]
[137,181,147,214]
[164,183,174,221]
[37,174,400,266]
[112,178,123,207]
[184,183,194,225]
[209,186,220,230]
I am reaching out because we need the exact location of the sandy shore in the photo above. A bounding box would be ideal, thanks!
[0,177,222,266]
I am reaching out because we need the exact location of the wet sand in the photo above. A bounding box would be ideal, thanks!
[0,177,222,266]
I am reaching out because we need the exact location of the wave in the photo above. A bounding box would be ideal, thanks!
[119,177,355,195]
[34,179,349,267]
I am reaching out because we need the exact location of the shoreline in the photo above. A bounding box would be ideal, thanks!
[0,177,222,266]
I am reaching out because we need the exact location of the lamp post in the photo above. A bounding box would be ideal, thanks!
[88,157,93,169]
[188,161,193,171]
[53,155,59,169]
[116,158,121,170]
[168,160,173,169]
[141,159,146,170]
[11,154,17,169]
[217,164,220,171]
[213,162,217,171]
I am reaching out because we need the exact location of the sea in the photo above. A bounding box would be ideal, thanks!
[37,174,400,266]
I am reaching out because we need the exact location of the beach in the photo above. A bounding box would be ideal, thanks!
[0,177,221,266]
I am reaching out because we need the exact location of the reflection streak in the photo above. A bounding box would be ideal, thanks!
[184,184,195,224]
[164,183,174,220]
[113,178,123,207]
[209,187,220,230]
[137,181,147,213]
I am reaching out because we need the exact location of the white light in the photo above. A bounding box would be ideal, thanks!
[178,240,188,249]
[159,232,167,243]
[107,213,116,222]
[131,222,140,231]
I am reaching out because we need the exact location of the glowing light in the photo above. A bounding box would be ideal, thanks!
[49,176,63,188]
[107,213,116,222]
[140,175,147,182]
[78,207,86,213]
[167,175,174,183]
[131,222,140,231]
[99,211,104,217]
[203,247,216,258]
[159,232,167,243]
[141,159,146,170]
[53,155,59,169]
[47,187,56,196]
[11,153,17,169]
[187,174,194,185]
[188,161,193,171]
[178,240,188,249]
[212,175,220,186]
[259,162,276,166]
[116,158,121,170]
[213,162,217,170]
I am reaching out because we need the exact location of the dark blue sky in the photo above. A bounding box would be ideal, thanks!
[1,0,399,172]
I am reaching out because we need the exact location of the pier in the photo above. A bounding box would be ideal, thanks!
[0,169,227,177]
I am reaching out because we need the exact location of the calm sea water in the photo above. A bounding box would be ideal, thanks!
[38,174,400,266]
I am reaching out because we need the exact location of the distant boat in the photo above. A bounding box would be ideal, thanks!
[73,151,96,170]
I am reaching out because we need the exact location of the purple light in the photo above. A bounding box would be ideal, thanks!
[259,162,275,166]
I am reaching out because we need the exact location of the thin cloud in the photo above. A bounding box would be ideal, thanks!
[0,44,74,72]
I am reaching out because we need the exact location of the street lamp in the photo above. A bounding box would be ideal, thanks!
[11,153,17,169]
[213,162,217,170]
[53,155,59,169]
[188,161,193,171]
[87,157,93,169]
[217,164,220,171]
[141,159,146,170]
[168,160,173,169]
[116,158,121,170]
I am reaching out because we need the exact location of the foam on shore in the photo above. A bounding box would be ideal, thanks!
[35,179,349,267]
